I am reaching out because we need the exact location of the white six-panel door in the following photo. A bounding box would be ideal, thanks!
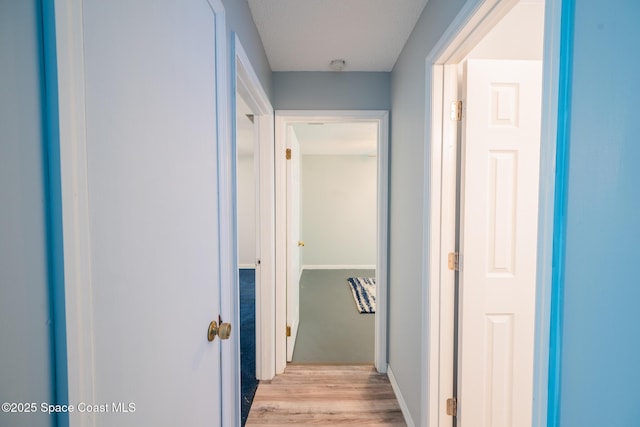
[458,59,542,427]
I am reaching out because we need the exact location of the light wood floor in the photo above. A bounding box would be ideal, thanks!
[245,364,407,426]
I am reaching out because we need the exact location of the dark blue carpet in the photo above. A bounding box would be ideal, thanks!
[240,269,258,426]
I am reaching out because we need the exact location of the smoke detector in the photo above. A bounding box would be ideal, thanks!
[329,59,346,71]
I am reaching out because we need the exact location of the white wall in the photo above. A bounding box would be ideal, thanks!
[301,155,377,268]
[237,154,256,267]
[466,1,545,60]
[236,92,257,268]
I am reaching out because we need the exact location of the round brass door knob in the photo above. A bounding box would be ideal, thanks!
[218,322,232,340]
[207,321,218,342]
[207,320,232,342]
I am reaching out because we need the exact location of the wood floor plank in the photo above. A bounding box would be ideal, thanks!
[246,364,407,426]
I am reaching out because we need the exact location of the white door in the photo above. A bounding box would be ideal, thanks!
[80,0,227,424]
[458,59,542,426]
[286,127,302,361]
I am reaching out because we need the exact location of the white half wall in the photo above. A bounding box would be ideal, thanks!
[301,154,377,267]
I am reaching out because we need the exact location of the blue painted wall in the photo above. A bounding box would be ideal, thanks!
[272,71,390,110]
[557,0,640,425]
[0,1,56,426]
[222,0,272,99]
[389,0,466,423]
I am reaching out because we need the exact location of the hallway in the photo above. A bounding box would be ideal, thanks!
[246,365,406,426]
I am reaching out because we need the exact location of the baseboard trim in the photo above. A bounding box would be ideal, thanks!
[302,264,376,270]
[239,264,256,269]
[387,365,416,427]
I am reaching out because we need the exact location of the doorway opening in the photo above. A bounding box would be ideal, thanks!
[275,111,389,374]
[232,34,275,426]
[424,0,562,426]
[286,121,379,364]
[235,90,259,426]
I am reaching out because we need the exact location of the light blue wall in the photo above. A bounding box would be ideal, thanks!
[389,0,466,423]
[272,72,390,110]
[0,1,55,426]
[557,0,640,425]
[222,0,272,99]
[301,155,377,267]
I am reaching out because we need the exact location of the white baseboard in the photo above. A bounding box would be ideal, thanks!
[387,365,416,427]
[239,264,256,269]
[301,264,376,270]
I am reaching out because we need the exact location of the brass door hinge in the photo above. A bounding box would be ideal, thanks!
[286,148,292,160]
[446,397,457,416]
[450,100,463,121]
[448,252,461,271]
[286,325,291,337]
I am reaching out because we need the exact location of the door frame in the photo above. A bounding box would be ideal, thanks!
[52,0,232,425]
[422,0,563,426]
[46,1,96,424]
[231,33,276,385]
[274,110,389,374]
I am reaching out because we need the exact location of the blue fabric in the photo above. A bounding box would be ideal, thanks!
[347,277,376,314]
[240,269,258,426]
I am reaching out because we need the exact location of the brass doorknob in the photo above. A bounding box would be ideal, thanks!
[207,321,219,342]
[218,322,232,340]
[207,319,232,342]
[298,241,305,247]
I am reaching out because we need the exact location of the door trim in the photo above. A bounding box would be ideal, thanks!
[50,1,97,424]
[274,110,389,374]
[232,33,276,385]
[422,0,563,426]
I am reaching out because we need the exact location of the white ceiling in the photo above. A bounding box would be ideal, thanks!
[292,122,378,155]
[247,0,428,72]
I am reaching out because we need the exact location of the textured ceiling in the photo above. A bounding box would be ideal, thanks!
[247,0,428,72]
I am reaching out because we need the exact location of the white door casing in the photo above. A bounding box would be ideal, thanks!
[458,59,542,426]
[56,0,231,424]
[275,110,389,374]
[233,34,276,382]
[286,126,302,361]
